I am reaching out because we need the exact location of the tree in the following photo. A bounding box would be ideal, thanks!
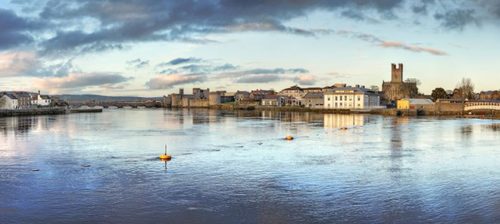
[455,78,475,100]
[431,87,449,101]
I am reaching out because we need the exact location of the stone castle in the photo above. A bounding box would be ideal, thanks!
[382,63,418,101]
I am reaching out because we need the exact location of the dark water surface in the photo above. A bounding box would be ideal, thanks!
[1,109,499,224]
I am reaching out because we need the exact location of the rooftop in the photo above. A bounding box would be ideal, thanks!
[303,92,324,99]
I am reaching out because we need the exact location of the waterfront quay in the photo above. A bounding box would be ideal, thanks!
[161,63,500,118]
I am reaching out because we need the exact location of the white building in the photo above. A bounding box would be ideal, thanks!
[37,95,51,106]
[324,86,380,109]
[31,91,52,107]
[0,93,19,109]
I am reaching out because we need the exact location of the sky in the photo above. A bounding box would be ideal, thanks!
[0,0,499,96]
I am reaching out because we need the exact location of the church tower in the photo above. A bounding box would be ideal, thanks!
[391,63,403,83]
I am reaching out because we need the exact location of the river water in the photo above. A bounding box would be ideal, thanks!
[0,109,499,223]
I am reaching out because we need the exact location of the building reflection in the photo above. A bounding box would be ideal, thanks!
[388,117,406,179]
[260,111,323,123]
[323,114,366,128]
[0,116,63,138]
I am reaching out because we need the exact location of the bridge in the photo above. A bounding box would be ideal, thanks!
[464,100,500,111]
[71,101,163,109]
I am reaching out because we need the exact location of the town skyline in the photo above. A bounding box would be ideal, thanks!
[1,0,500,97]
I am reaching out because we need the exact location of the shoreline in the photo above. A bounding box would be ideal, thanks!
[0,108,67,117]
[1,105,498,120]
[0,107,103,118]
[173,104,500,120]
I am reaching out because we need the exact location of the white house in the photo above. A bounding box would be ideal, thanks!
[38,95,51,106]
[0,93,19,110]
[31,91,52,107]
[324,86,380,109]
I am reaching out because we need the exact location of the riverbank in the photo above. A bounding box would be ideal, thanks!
[70,108,103,113]
[0,108,67,117]
[189,104,500,119]
[0,107,103,117]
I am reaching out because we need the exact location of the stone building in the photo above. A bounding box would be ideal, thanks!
[301,92,324,109]
[250,89,275,101]
[479,90,500,100]
[208,91,234,106]
[279,85,303,98]
[382,63,418,102]
[279,86,324,98]
[233,91,250,102]
[261,95,287,107]
[193,88,209,99]
[0,93,19,109]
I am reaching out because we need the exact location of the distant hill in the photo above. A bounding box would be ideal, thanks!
[55,94,161,103]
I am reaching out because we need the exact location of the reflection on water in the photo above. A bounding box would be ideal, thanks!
[323,114,366,128]
[0,109,499,224]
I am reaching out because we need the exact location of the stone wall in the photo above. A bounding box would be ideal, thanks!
[0,108,67,117]
[188,99,209,108]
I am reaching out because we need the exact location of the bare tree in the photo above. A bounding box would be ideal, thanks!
[456,78,475,100]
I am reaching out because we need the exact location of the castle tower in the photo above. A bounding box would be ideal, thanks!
[391,63,403,83]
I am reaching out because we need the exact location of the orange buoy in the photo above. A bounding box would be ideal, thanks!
[284,135,294,140]
[160,154,172,160]
[160,144,172,161]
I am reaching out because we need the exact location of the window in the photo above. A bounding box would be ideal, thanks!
[335,96,338,101]
[344,96,347,100]
[335,103,337,107]
[328,97,330,101]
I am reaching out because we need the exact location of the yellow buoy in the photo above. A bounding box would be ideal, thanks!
[160,144,172,160]
[285,135,294,140]
[160,154,172,160]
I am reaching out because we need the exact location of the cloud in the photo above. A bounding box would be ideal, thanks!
[0,8,41,50]
[146,74,206,89]
[0,51,80,77]
[434,9,479,30]
[235,74,281,83]
[220,68,309,78]
[337,30,447,56]
[0,51,38,76]
[32,0,408,53]
[293,74,317,85]
[127,58,149,69]
[380,41,447,55]
[213,63,239,71]
[219,67,309,83]
[157,57,203,67]
[157,61,238,74]
[149,57,311,86]
[34,72,132,90]
[1,0,499,55]
[2,0,497,56]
